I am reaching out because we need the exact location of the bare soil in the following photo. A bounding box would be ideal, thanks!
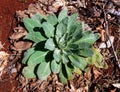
[0,0,35,92]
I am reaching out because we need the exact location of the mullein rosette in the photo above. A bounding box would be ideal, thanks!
[22,8,108,83]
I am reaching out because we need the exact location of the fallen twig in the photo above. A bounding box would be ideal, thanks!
[102,3,119,62]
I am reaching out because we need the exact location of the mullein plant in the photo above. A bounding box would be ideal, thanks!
[22,7,108,83]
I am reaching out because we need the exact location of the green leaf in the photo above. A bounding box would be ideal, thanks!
[59,67,67,84]
[67,13,78,31]
[62,54,69,64]
[53,48,61,62]
[42,22,55,38]
[46,14,58,25]
[71,23,82,41]
[22,48,35,64]
[23,18,41,32]
[63,49,72,55]
[86,48,108,69]
[82,30,92,36]
[58,33,67,48]
[68,43,92,52]
[66,22,82,44]
[45,38,55,51]
[24,32,46,43]
[68,43,93,57]
[73,66,82,74]
[51,60,61,73]
[22,65,36,78]
[28,51,47,66]
[67,23,79,36]
[68,55,87,70]
[56,18,67,42]
[31,13,43,22]
[78,48,93,57]
[74,31,100,44]
[37,62,51,80]
[68,44,79,50]
[79,42,92,49]
[65,65,73,80]
[58,7,68,22]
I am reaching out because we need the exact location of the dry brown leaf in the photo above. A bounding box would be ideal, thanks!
[70,84,76,92]
[93,67,102,79]
[12,41,32,51]
[16,10,29,21]
[85,67,92,81]
[0,51,9,77]
[96,26,105,41]
[10,31,27,40]
[10,27,27,40]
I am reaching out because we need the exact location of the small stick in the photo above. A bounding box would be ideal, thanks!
[102,3,119,62]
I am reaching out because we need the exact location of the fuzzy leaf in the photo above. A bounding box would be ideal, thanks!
[70,32,82,43]
[79,42,92,49]
[59,68,67,84]
[28,51,47,66]
[67,13,78,31]
[67,22,80,36]
[37,62,51,80]
[22,65,36,78]
[24,32,46,43]
[58,7,68,22]
[46,14,58,25]
[31,13,43,23]
[62,54,69,64]
[68,55,87,70]
[68,42,92,51]
[23,18,41,32]
[53,48,61,62]
[78,48,93,57]
[59,33,67,48]
[42,22,55,38]
[66,22,82,44]
[82,30,92,36]
[74,32,100,44]
[65,65,73,80]
[51,60,61,73]
[86,48,108,69]
[56,18,67,42]
[22,48,35,64]
[71,23,82,41]
[68,44,79,50]
[74,67,82,74]
[45,38,55,51]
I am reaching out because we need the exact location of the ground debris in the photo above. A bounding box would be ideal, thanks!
[99,36,115,48]
[10,26,27,40]
[0,41,4,50]
[8,0,120,92]
[0,51,9,78]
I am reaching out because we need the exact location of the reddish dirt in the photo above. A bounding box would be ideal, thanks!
[0,0,36,91]
[0,0,36,52]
